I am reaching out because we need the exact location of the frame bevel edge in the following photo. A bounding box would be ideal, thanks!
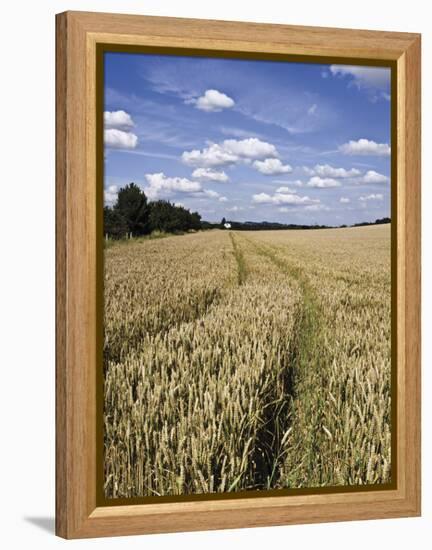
[56,10,98,539]
[61,10,420,60]
[55,10,69,540]
[61,10,421,39]
[402,34,421,517]
[64,494,419,539]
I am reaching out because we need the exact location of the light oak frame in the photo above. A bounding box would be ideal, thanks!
[56,11,421,539]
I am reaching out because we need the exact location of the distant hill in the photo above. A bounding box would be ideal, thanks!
[351,217,391,227]
[201,217,391,231]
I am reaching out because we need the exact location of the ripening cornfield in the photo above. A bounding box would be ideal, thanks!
[103,225,391,498]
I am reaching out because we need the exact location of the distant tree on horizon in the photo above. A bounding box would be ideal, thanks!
[149,200,201,233]
[115,183,150,236]
[375,217,391,224]
[104,207,129,239]
[104,183,202,238]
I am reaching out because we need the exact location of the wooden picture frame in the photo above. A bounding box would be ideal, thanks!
[56,10,421,539]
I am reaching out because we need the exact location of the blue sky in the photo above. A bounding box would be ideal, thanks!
[104,52,391,225]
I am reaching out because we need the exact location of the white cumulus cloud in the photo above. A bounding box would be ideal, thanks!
[182,143,237,167]
[361,170,390,184]
[104,128,138,149]
[182,138,278,168]
[329,65,390,101]
[253,158,292,175]
[276,186,295,193]
[339,197,351,204]
[104,110,134,129]
[307,176,341,188]
[223,138,278,159]
[304,164,361,178]
[330,65,390,87]
[339,138,391,156]
[144,172,202,199]
[143,172,227,202]
[192,168,229,182]
[191,89,235,112]
[104,185,118,206]
[202,189,228,201]
[252,192,319,206]
[359,193,384,201]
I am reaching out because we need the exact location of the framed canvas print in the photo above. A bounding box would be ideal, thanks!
[56,11,421,539]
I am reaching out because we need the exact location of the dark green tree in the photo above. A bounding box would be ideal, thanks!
[115,183,150,236]
[149,200,179,233]
[190,211,202,231]
[148,201,202,233]
[104,183,202,237]
[221,217,226,228]
[104,207,128,239]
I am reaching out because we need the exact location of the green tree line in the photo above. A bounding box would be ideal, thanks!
[104,183,202,238]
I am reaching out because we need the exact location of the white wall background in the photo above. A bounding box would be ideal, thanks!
[0,0,430,547]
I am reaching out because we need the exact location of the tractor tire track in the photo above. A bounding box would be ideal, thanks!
[229,231,248,285]
[234,232,325,488]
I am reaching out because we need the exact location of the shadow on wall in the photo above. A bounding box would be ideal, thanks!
[24,517,55,534]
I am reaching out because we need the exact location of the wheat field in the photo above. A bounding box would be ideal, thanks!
[103,225,391,498]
